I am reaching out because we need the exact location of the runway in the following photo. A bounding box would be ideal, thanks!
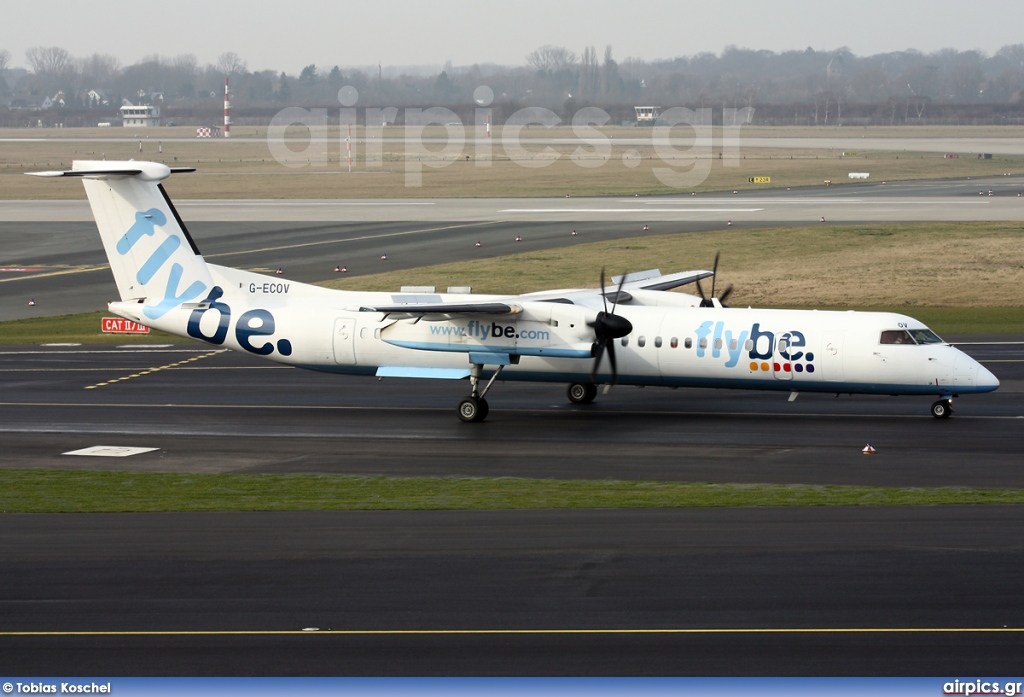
[3,507,1024,676]
[1,340,1022,674]
[2,174,1023,675]
[0,341,1021,486]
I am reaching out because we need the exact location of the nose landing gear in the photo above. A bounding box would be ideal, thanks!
[931,399,953,419]
[567,382,598,404]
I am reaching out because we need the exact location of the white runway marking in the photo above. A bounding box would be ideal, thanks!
[178,201,435,206]
[501,208,765,213]
[63,446,159,458]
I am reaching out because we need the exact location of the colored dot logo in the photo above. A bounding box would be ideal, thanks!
[750,360,815,373]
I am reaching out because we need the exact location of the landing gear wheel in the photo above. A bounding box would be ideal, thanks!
[931,399,953,419]
[458,395,489,423]
[567,382,598,404]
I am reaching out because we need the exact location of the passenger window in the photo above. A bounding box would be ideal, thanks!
[621,337,629,347]
[714,338,722,350]
[744,339,753,351]
[670,337,678,348]
[638,336,647,348]
[685,337,693,349]
[654,337,663,348]
[880,330,915,345]
[729,339,738,351]
[698,338,707,349]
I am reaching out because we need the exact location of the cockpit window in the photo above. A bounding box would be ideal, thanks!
[909,328,943,344]
[880,330,915,345]
[880,328,945,345]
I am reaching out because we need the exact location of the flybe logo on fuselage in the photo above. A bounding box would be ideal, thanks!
[186,286,293,357]
[694,320,815,372]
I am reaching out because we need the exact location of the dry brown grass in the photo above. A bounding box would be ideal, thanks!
[3,125,1023,199]
[319,222,1024,309]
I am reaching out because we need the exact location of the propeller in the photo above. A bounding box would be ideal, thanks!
[695,252,734,308]
[589,269,633,384]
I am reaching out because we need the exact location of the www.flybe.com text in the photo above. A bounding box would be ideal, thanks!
[430,321,550,342]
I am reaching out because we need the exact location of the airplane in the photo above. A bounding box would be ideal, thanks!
[29,160,999,422]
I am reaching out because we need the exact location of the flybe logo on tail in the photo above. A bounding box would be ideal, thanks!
[116,208,207,320]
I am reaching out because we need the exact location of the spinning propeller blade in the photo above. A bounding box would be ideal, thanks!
[589,269,632,384]
[697,253,733,308]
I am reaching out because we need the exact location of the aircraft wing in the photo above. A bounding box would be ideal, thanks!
[358,301,522,319]
[613,269,714,292]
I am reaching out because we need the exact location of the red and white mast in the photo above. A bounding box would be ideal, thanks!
[223,76,231,138]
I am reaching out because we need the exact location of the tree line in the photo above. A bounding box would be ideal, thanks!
[2,43,1024,127]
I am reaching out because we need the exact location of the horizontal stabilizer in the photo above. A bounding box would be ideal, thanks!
[26,163,196,181]
[27,168,142,178]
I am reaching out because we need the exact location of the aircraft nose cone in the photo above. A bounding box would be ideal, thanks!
[976,364,1000,392]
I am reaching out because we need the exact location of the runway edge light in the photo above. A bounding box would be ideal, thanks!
[862,444,876,454]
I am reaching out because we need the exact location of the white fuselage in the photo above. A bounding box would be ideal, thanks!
[116,264,998,400]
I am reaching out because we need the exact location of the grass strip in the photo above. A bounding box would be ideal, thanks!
[2,470,1023,513]
[0,311,177,345]
[3,222,1020,343]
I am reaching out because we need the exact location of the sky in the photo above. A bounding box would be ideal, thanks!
[3,0,1023,74]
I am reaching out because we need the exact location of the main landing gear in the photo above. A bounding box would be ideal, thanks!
[457,363,505,423]
[567,382,598,404]
[458,395,489,422]
[931,398,954,419]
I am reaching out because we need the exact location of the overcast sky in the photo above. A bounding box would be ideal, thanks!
[4,0,1023,74]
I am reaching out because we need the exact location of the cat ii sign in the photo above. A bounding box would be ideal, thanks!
[101,317,151,334]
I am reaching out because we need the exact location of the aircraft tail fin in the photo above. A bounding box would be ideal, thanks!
[28,161,214,321]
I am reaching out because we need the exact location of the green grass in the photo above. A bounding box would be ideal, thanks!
[2,470,1023,513]
[0,311,177,345]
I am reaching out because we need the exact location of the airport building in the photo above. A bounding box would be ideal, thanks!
[634,106,660,124]
[120,104,161,127]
